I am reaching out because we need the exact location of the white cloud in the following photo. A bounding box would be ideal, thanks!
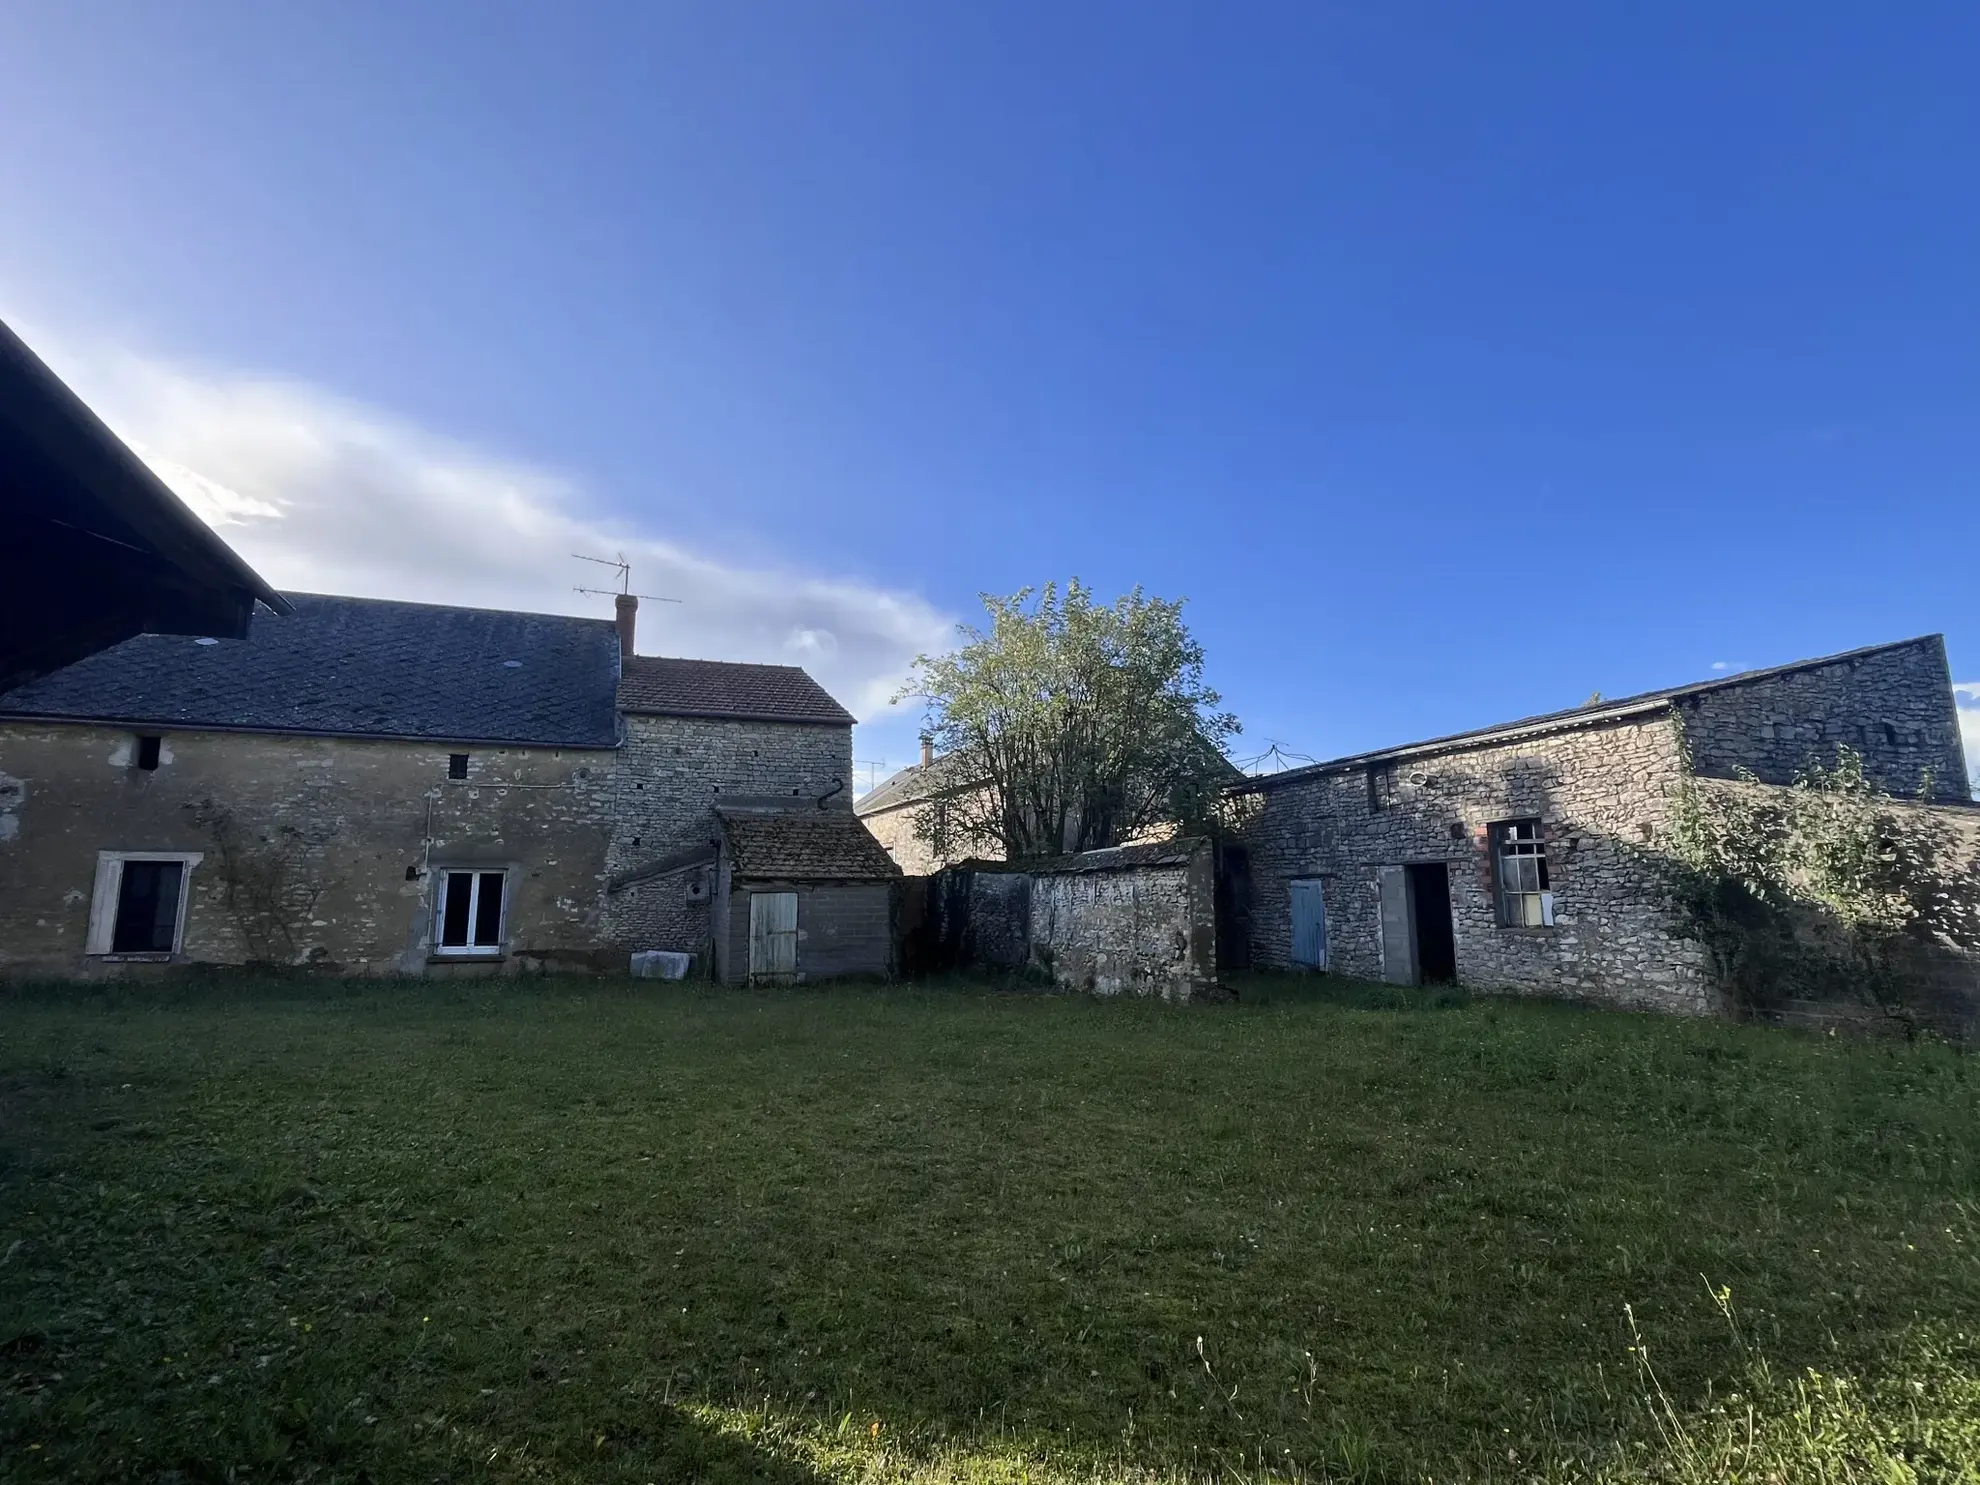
[1956,682,1980,790]
[38,339,955,728]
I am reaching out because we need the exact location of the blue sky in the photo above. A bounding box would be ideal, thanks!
[3,3,1976,788]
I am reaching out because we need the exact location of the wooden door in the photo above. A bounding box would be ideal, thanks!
[748,890,799,983]
[1289,880,1327,969]
[1378,866,1417,986]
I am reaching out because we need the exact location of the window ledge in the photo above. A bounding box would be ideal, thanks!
[427,953,507,964]
[95,953,178,963]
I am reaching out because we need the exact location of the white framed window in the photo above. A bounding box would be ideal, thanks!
[433,869,508,955]
[86,851,203,957]
[1491,819,1554,928]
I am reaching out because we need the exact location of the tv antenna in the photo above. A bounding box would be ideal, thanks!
[572,552,681,606]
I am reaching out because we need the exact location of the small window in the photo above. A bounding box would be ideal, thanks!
[434,869,507,954]
[136,735,162,771]
[1367,763,1395,813]
[448,753,470,780]
[86,852,202,956]
[1492,819,1552,928]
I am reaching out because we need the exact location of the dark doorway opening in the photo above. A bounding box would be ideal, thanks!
[1406,863,1457,983]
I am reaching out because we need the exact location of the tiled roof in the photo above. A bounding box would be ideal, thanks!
[855,752,977,814]
[716,807,903,881]
[0,592,622,748]
[1233,636,1949,794]
[619,656,855,726]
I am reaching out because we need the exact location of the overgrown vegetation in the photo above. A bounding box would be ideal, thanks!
[4,976,1978,1482]
[1665,742,1980,1035]
[899,580,1238,860]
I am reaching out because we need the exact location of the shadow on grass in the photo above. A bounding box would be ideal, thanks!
[1232,968,1471,1012]
[5,975,1979,1483]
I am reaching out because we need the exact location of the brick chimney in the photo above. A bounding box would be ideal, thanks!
[920,734,934,769]
[614,594,637,661]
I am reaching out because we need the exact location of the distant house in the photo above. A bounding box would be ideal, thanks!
[0,592,895,982]
[856,738,977,874]
[1230,636,1973,1013]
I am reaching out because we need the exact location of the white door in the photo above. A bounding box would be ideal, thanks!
[748,891,799,983]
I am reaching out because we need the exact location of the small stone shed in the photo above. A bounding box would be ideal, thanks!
[907,838,1220,1002]
[710,806,902,984]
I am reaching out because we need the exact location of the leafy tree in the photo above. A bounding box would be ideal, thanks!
[899,581,1239,861]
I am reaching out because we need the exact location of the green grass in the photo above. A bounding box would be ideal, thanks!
[2,974,1977,1483]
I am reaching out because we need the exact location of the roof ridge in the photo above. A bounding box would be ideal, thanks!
[277,591,617,627]
[1235,635,1947,792]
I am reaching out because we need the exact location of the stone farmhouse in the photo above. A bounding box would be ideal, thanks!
[1230,635,1971,1014]
[0,591,896,983]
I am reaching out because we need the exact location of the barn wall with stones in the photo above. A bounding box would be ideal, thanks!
[1240,713,1716,1015]
[0,720,617,978]
[1682,637,1968,800]
[604,713,853,958]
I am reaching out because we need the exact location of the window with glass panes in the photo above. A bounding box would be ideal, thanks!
[434,869,507,954]
[1491,819,1550,927]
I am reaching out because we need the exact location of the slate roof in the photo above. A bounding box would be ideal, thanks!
[1232,636,1948,794]
[619,656,855,726]
[0,592,623,748]
[716,807,903,881]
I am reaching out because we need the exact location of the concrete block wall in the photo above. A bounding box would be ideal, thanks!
[605,714,853,957]
[1684,638,1969,800]
[0,721,617,977]
[1241,714,1716,1015]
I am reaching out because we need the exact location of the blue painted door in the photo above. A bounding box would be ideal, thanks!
[1290,879,1327,969]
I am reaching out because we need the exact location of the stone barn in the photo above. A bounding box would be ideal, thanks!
[1231,636,1971,1014]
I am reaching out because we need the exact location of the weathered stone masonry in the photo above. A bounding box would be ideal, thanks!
[603,714,854,959]
[1236,636,1970,1015]
[0,721,617,976]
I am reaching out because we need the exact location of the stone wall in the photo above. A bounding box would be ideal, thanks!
[1028,843,1218,1002]
[605,713,853,959]
[1240,713,1716,1015]
[0,720,617,977]
[859,799,950,876]
[1689,777,1980,1038]
[915,840,1220,1002]
[1683,637,1968,800]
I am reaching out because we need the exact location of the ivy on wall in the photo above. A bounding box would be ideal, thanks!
[1664,735,1980,1036]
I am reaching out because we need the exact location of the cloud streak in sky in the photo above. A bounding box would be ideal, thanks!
[40,340,955,728]
[1956,682,1980,789]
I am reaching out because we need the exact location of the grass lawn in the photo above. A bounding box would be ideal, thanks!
[2,975,1977,1484]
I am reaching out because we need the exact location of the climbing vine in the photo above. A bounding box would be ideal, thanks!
[184,799,336,965]
[1664,735,1979,1036]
